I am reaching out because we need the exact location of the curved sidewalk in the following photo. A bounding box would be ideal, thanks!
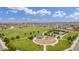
[33,37,58,51]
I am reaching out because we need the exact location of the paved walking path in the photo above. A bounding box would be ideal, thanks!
[33,36,58,51]
[33,30,67,51]
[43,45,46,51]
[72,37,79,51]
[0,39,8,51]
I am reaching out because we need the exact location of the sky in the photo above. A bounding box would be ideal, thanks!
[0,7,79,23]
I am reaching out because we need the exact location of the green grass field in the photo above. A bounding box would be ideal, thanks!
[7,39,43,51]
[47,31,79,51]
[0,27,49,51]
[0,27,78,51]
[0,27,49,38]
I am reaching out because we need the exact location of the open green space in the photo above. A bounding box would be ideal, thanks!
[47,31,79,51]
[0,27,49,39]
[0,27,49,51]
[0,26,78,51]
[7,39,43,51]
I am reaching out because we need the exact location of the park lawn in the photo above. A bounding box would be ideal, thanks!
[1,27,78,51]
[0,27,49,51]
[0,27,49,39]
[47,31,79,51]
[47,40,71,51]
[7,39,43,51]
[62,31,78,39]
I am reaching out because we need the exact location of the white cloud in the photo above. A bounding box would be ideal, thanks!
[67,12,79,19]
[52,10,66,17]
[66,8,79,19]
[7,7,51,15]
[23,8,37,15]
[36,9,51,15]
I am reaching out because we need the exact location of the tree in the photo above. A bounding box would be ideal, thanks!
[57,36,60,39]
[44,33,47,36]
[27,36,33,40]
[3,37,10,44]
[0,33,5,38]
[72,34,78,40]
[67,36,71,41]
[16,35,20,39]
[33,31,35,34]
[1,33,5,36]
[24,33,26,35]
[30,32,32,35]
[37,31,39,34]
[0,33,2,38]
[34,35,36,37]
[11,37,15,40]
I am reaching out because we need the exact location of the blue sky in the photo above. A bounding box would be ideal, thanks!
[0,7,79,23]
